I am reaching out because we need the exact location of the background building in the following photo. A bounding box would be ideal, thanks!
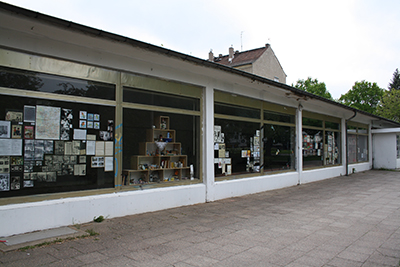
[209,44,287,83]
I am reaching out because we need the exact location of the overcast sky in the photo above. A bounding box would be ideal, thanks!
[4,0,400,99]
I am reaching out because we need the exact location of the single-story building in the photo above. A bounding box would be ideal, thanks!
[0,3,399,236]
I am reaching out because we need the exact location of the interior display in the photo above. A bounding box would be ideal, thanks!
[214,119,260,177]
[0,120,11,138]
[0,94,115,198]
[214,125,231,175]
[124,116,191,184]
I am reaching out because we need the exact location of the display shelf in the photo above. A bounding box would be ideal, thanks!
[124,116,190,184]
[147,129,175,143]
[139,141,181,156]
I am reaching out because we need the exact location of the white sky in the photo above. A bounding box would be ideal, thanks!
[3,0,400,99]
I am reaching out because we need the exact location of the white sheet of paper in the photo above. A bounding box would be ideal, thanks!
[0,139,22,156]
[105,141,113,156]
[95,141,105,156]
[73,129,87,140]
[86,141,96,155]
[105,156,113,171]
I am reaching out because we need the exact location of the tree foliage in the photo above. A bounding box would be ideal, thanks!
[377,89,400,122]
[338,80,383,114]
[388,68,400,91]
[292,77,333,100]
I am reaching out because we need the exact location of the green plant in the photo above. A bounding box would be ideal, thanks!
[93,215,105,223]
[85,229,99,236]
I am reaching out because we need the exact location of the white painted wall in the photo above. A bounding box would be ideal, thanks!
[373,133,397,169]
[302,166,345,184]
[214,172,299,200]
[0,184,205,237]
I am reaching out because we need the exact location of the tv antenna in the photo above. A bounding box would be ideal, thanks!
[241,31,244,51]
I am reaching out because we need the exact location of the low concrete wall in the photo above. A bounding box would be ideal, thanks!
[213,172,299,201]
[0,184,206,237]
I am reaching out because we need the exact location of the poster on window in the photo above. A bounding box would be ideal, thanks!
[0,173,10,191]
[24,106,36,123]
[0,121,11,138]
[35,105,61,140]
[61,108,73,140]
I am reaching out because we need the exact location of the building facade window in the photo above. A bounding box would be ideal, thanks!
[302,111,341,168]
[0,67,116,197]
[214,91,297,179]
[347,123,369,163]
[397,135,400,159]
[121,75,202,188]
[263,103,296,172]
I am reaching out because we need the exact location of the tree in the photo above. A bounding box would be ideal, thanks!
[338,80,383,114]
[292,77,333,100]
[377,89,400,122]
[388,68,400,91]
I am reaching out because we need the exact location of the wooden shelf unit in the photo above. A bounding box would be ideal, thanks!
[123,116,190,185]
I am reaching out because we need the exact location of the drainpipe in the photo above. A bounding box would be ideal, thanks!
[345,111,357,176]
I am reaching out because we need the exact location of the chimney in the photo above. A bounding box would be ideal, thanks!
[265,43,270,48]
[229,46,234,62]
[208,50,214,61]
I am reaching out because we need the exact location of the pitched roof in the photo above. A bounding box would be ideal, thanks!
[213,45,269,67]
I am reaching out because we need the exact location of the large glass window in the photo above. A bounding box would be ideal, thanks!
[302,112,341,168]
[0,94,115,198]
[397,135,400,159]
[263,124,295,172]
[214,91,297,179]
[347,123,369,163]
[122,87,201,188]
[214,118,261,176]
[0,66,115,100]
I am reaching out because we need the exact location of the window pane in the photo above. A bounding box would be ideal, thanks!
[264,111,295,123]
[325,131,340,165]
[214,119,261,177]
[348,134,357,163]
[215,103,260,119]
[0,66,115,100]
[325,121,340,130]
[397,135,400,159]
[123,87,200,111]
[358,127,368,134]
[347,126,357,134]
[303,117,323,128]
[357,135,368,162]
[303,129,323,168]
[263,124,295,172]
[0,94,115,198]
[123,109,200,185]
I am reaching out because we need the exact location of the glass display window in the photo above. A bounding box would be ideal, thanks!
[397,135,400,159]
[122,83,202,188]
[0,66,116,101]
[302,111,341,169]
[214,118,261,177]
[0,94,115,198]
[347,123,369,163]
[263,124,295,172]
[122,109,200,187]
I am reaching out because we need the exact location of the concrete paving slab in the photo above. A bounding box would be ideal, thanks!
[0,226,86,252]
[1,170,400,267]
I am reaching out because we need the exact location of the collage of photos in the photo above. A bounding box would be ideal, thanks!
[0,103,114,193]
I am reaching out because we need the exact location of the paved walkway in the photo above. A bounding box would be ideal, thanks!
[1,170,400,266]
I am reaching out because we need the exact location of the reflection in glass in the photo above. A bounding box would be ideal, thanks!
[214,118,260,177]
[263,124,295,172]
[124,87,200,111]
[0,66,115,100]
[302,129,323,167]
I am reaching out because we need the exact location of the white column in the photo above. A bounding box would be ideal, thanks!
[203,86,215,202]
[341,118,347,175]
[296,103,303,185]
